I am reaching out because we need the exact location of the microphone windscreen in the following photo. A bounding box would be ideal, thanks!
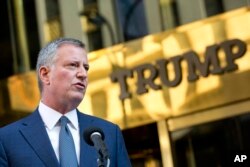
[83,127,105,146]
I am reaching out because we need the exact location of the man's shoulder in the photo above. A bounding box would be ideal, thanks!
[77,111,118,128]
[0,111,37,135]
[0,119,22,139]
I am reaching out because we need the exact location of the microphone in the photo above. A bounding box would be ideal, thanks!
[83,127,110,167]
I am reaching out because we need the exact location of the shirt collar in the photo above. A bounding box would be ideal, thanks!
[38,101,78,130]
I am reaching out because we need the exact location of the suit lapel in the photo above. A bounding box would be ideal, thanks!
[77,111,97,167]
[19,110,59,167]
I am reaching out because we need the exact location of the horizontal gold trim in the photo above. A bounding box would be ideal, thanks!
[167,99,250,131]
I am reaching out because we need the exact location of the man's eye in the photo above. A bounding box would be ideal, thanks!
[84,65,89,71]
[70,63,78,67]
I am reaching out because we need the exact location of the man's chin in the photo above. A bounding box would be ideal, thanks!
[69,91,84,104]
[74,95,84,102]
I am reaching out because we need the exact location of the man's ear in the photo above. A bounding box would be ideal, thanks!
[39,66,50,85]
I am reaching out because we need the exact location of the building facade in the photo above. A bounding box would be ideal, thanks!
[1,1,250,166]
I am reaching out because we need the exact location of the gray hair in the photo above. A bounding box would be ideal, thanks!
[36,37,85,92]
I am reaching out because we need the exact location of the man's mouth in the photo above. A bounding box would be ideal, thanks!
[74,82,85,90]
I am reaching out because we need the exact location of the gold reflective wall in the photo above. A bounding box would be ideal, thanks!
[78,7,250,129]
[1,7,250,129]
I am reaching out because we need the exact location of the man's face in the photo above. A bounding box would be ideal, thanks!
[46,44,89,107]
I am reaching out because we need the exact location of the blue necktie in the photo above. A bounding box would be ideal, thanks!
[59,116,78,167]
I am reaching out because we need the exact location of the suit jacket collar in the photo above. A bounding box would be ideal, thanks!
[19,109,59,167]
[77,110,98,166]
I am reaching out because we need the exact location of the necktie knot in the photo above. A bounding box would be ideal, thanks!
[60,116,69,127]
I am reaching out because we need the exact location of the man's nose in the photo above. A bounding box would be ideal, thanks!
[77,66,87,78]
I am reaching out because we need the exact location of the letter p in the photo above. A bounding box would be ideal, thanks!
[241,155,247,161]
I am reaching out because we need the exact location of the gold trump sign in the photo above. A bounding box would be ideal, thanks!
[110,39,247,100]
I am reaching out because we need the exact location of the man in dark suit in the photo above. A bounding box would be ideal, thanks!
[0,38,132,167]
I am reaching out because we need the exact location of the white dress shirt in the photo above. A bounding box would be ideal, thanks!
[38,101,80,164]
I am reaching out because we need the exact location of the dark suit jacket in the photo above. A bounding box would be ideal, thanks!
[0,109,132,167]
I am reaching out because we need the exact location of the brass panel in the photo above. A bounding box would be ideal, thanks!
[7,71,40,113]
[167,99,250,132]
[78,7,250,129]
[44,17,62,43]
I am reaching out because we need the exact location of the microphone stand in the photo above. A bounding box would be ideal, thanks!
[97,151,110,167]
[97,157,105,167]
[83,127,110,167]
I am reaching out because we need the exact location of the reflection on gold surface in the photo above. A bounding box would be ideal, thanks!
[7,71,40,112]
[79,7,250,129]
[44,17,62,43]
